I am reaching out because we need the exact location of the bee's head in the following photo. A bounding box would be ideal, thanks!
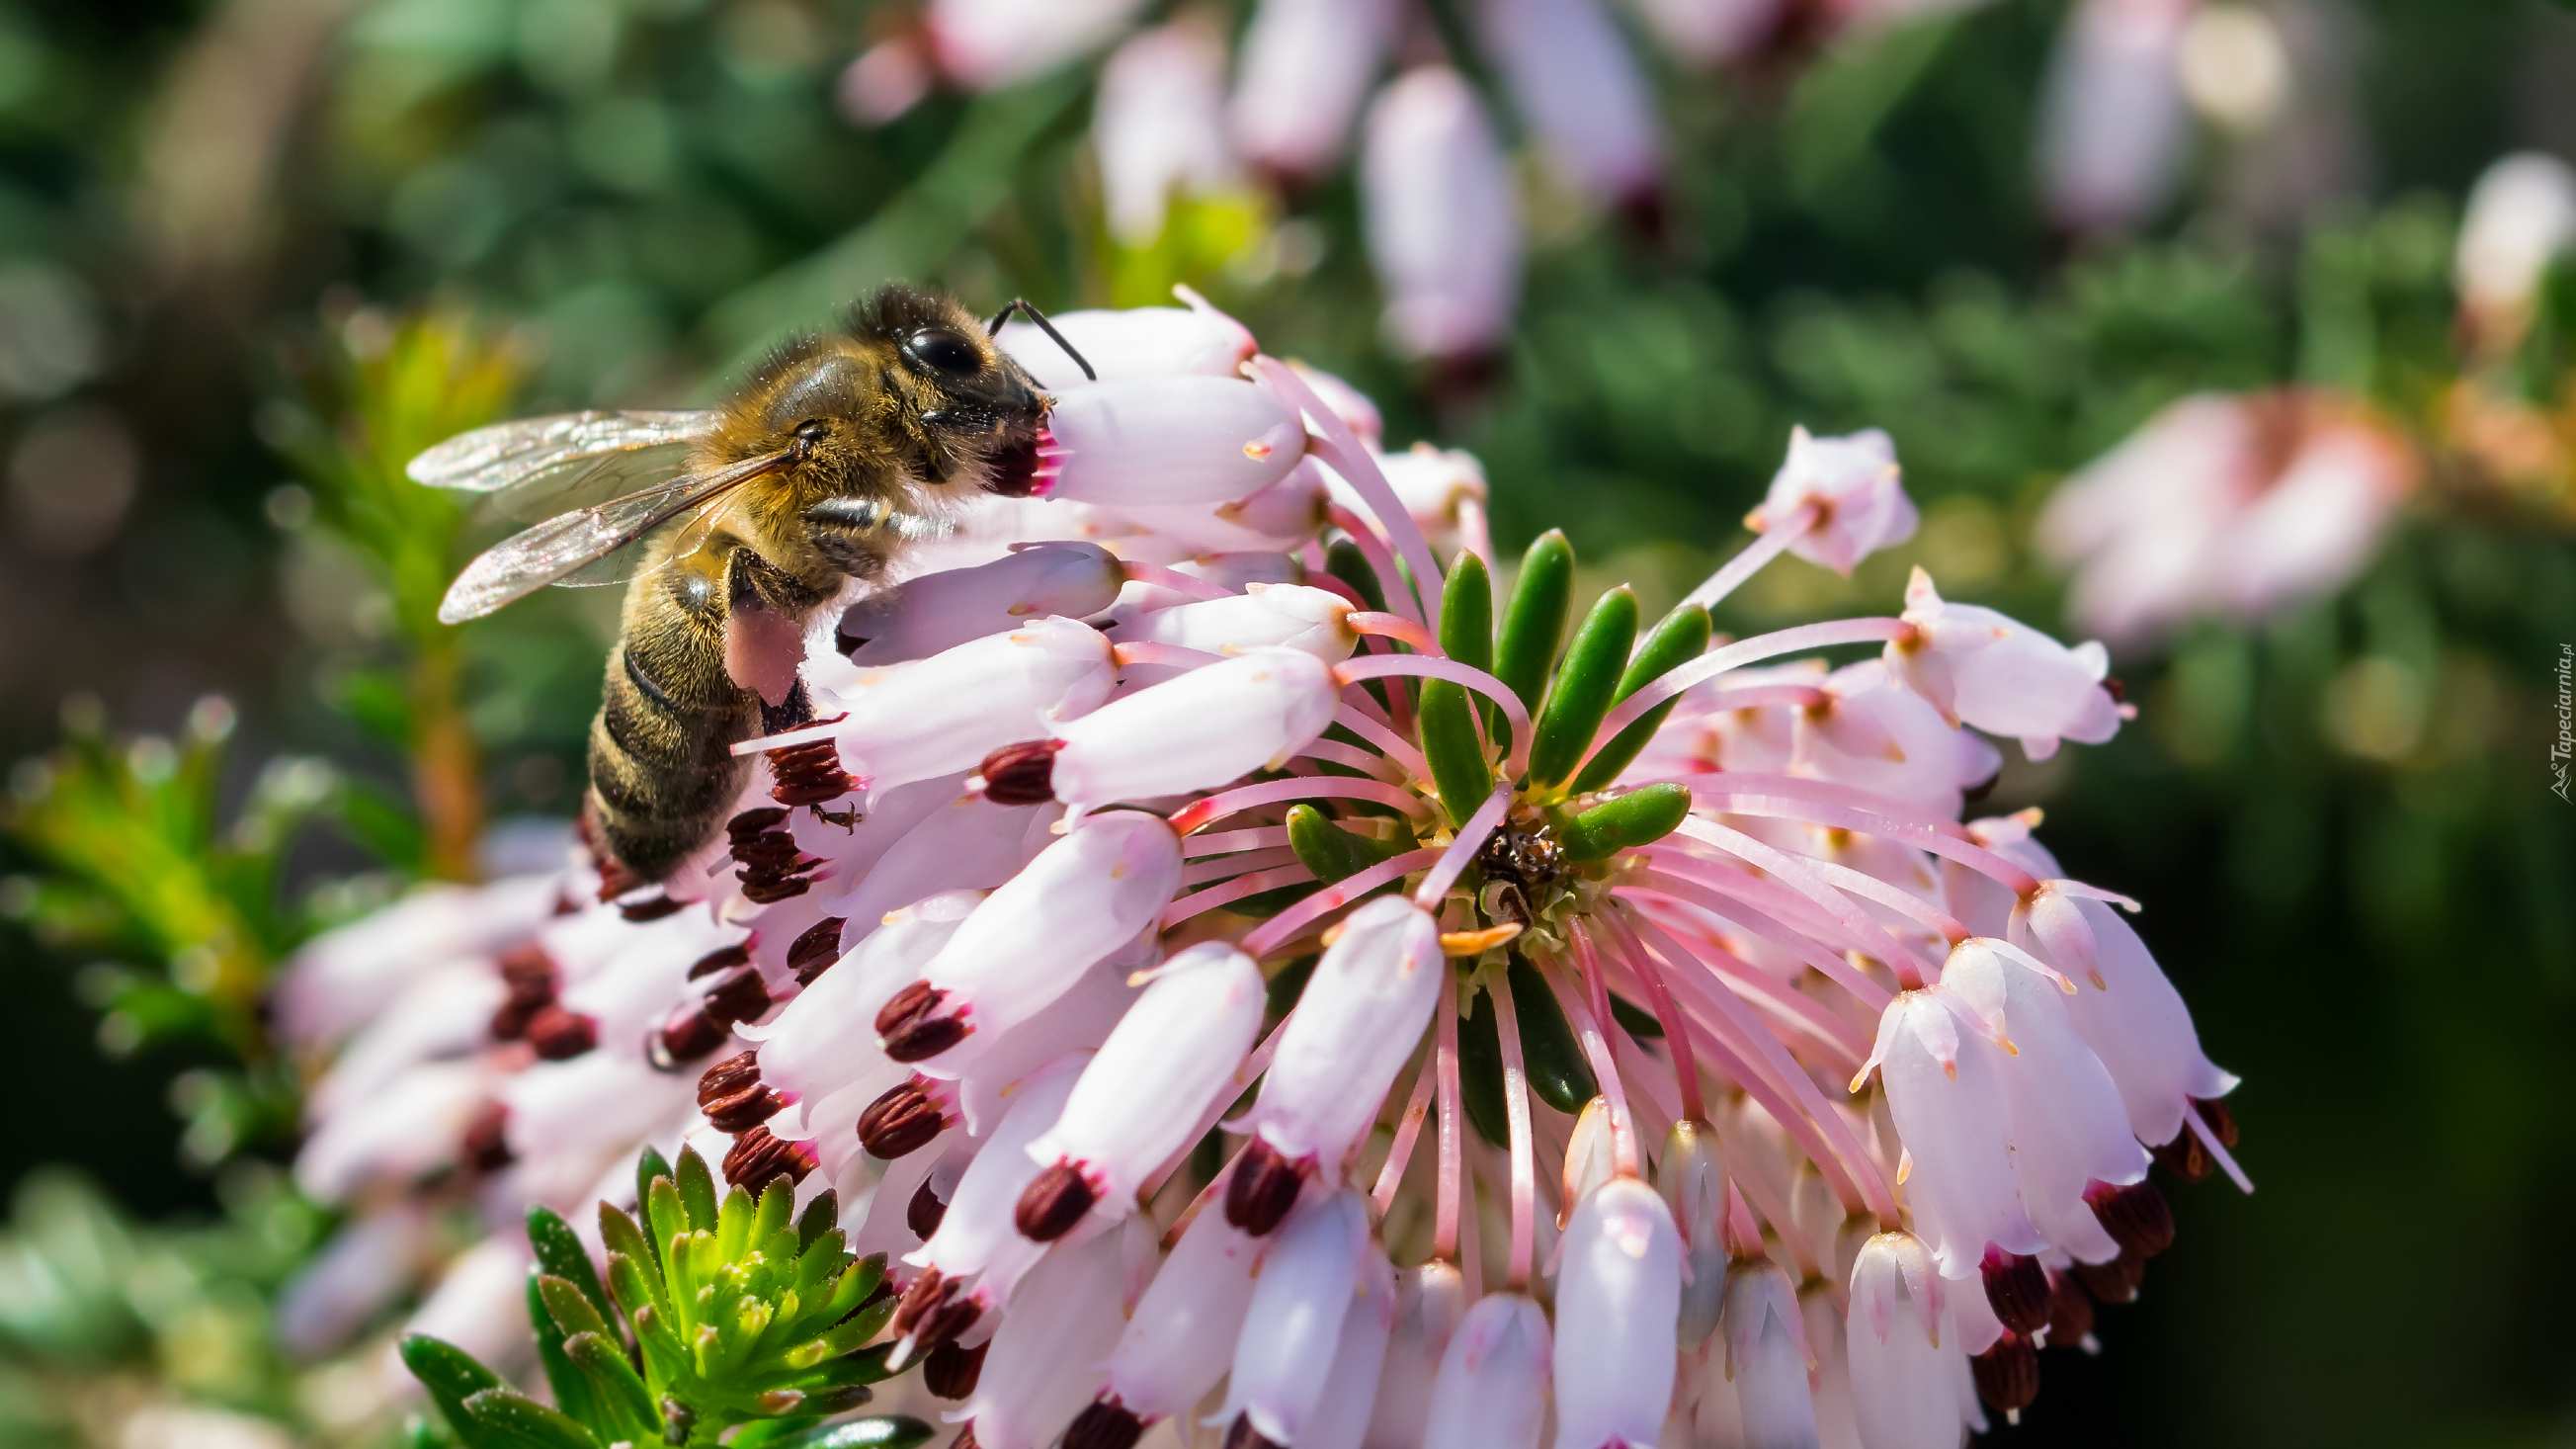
[852,285,1056,496]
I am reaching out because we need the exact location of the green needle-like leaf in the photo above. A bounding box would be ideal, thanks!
[1456,982,1508,1148]
[1569,604,1711,793]
[753,1414,938,1449]
[461,1390,602,1449]
[538,1274,612,1341]
[1416,681,1495,828]
[795,1190,841,1252]
[401,1334,507,1449]
[529,1206,617,1329]
[635,1146,673,1215]
[1507,954,1598,1114]
[1286,804,1407,886]
[1493,531,1574,724]
[677,1148,722,1232]
[1559,783,1694,863]
[1439,550,1494,670]
[1528,586,1638,791]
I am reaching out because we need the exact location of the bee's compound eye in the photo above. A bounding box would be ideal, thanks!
[903,328,982,378]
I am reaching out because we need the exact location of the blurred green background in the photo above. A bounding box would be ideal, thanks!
[0,0,2571,1442]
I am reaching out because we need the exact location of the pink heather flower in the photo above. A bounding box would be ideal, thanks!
[2036,0,2197,234]
[1228,0,1400,180]
[1476,0,1663,208]
[2037,391,2416,647]
[996,300,1258,393]
[1424,1293,1551,1449]
[307,302,2238,1440]
[1094,23,1239,246]
[2456,151,2576,353]
[1362,67,1524,361]
[839,36,934,126]
[838,542,1123,666]
[1847,1232,1971,1449]
[1041,377,1308,507]
[1887,567,2124,760]
[1749,426,1920,576]
[926,0,1149,90]
[1629,0,1783,66]
[1552,1178,1682,1449]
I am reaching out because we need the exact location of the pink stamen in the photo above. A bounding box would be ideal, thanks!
[1293,738,1407,783]
[1665,784,2044,896]
[1325,503,1426,631]
[1331,704,1432,784]
[1170,778,1434,836]
[1434,980,1464,1263]
[1560,925,1639,1178]
[1613,899,1870,1068]
[1577,617,1914,777]
[2185,1100,2256,1194]
[1354,633,1419,739]
[1113,640,1223,669]
[1679,500,1817,613]
[1415,783,1517,908]
[1625,866,1894,1009]
[1162,862,1316,927]
[1487,973,1538,1292]
[1595,907,1702,1121]
[1335,654,1535,779]
[1255,356,1448,636]
[1348,610,1442,654]
[1669,816,1946,988]
[1371,1055,1438,1218]
[1179,847,1302,887]
[1180,825,1291,858]
[1804,858,1972,945]
[1238,847,1446,960]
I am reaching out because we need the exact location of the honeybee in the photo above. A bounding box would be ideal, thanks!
[414,286,1093,884]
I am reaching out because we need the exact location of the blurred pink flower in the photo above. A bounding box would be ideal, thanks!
[1095,24,1240,246]
[1362,67,1524,362]
[2036,0,2198,233]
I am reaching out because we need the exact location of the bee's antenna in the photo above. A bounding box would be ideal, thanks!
[987,298,1097,383]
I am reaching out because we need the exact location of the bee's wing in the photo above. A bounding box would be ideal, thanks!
[437,449,788,624]
[407,410,722,518]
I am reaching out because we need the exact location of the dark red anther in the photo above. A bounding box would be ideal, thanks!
[619,893,686,922]
[976,739,1064,806]
[698,1052,783,1133]
[922,1338,987,1401]
[1980,1248,2052,1335]
[492,947,556,1039]
[2085,1179,2176,1257]
[2045,1269,2095,1347]
[1014,1160,1098,1242]
[857,1078,947,1158]
[2102,676,2127,705]
[688,943,753,980]
[1224,1413,1286,1449]
[701,965,772,1027]
[653,1005,729,1068]
[2071,1249,2146,1305]
[721,1124,814,1195]
[1970,1330,2039,1414]
[769,739,856,807]
[1223,1137,1306,1236]
[892,1270,979,1354]
[1063,1400,1145,1449]
[891,1268,947,1336]
[727,806,791,840]
[908,1178,950,1240]
[460,1102,513,1174]
[789,916,847,984]
[877,981,967,1062]
[525,1005,598,1061]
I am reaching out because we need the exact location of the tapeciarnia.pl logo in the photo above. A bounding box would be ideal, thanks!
[2553,642,2572,803]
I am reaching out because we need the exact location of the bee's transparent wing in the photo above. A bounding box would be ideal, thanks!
[407,410,722,520]
[437,450,786,624]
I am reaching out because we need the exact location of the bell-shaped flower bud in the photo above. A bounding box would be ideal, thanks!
[1659,1118,1730,1350]
[1371,444,1489,550]
[879,811,1182,1069]
[1560,1097,1618,1229]
[1362,68,1523,362]
[295,1060,491,1203]
[2050,896,2239,1149]
[1093,24,1239,248]
[1367,1259,1467,1447]
[1475,0,1661,208]
[1229,0,1399,179]
[2458,152,2576,350]
[1722,1259,1820,1449]
[1300,1242,1397,1449]
[1212,1189,1371,1444]
[1286,363,1384,446]
[1108,464,1332,556]
[1233,897,1446,1215]
[1794,658,2002,816]
[1423,1292,1551,1449]
[795,616,1117,791]
[1088,1204,1266,1437]
[1885,569,2122,761]
[1847,1233,1963,1449]
[1751,426,1920,576]
[1043,378,1307,507]
[1018,943,1266,1239]
[925,0,1149,91]
[1553,1178,1682,1449]
[1857,988,2044,1278]
[741,891,976,1134]
[2035,0,2194,235]
[1115,584,1359,668]
[838,544,1124,666]
[815,796,1060,955]
[908,1053,1088,1308]
[277,875,560,1046]
[1000,647,1342,809]
[999,301,1259,392]
[1941,939,2148,1265]
[954,1223,1129,1449]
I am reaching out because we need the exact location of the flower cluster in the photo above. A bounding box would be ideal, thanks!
[283,296,2244,1448]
